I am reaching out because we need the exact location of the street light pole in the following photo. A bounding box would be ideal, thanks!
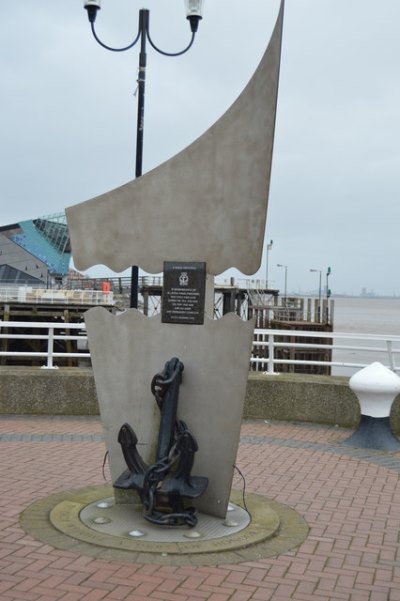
[135,9,148,181]
[310,268,322,321]
[265,239,273,289]
[277,263,287,306]
[83,0,204,309]
[325,266,332,323]
[326,266,332,300]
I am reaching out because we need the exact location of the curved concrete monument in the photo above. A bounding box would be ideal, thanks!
[66,2,284,522]
[66,1,284,276]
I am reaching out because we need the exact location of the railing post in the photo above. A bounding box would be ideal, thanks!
[268,333,275,374]
[46,327,55,369]
[386,340,396,371]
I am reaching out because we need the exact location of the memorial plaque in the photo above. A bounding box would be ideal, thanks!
[162,261,206,325]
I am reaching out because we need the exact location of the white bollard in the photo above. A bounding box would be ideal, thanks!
[350,362,400,417]
[344,362,400,451]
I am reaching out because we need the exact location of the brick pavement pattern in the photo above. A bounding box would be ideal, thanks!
[1,415,400,600]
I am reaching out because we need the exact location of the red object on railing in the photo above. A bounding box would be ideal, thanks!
[102,281,111,294]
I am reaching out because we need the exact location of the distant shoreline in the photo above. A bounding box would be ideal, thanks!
[289,294,400,300]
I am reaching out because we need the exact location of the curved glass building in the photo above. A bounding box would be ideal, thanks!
[0,212,71,285]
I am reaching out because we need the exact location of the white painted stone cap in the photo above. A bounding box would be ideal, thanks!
[349,362,400,418]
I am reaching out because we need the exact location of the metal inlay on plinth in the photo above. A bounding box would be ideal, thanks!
[48,488,280,556]
[80,498,250,542]
[20,485,309,565]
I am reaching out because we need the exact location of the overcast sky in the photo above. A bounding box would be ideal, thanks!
[1,1,400,296]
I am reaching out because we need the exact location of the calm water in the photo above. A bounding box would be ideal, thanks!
[332,297,400,375]
[334,297,400,335]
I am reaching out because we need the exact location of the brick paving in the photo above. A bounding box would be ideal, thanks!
[1,416,400,600]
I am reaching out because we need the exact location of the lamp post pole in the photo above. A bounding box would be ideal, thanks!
[277,263,287,306]
[326,266,331,300]
[83,0,204,309]
[325,266,332,323]
[310,268,322,321]
[135,9,147,181]
[265,239,273,289]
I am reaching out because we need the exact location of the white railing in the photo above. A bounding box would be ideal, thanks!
[253,329,400,375]
[0,287,114,305]
[0,321,89,369]
[1,321,400,374]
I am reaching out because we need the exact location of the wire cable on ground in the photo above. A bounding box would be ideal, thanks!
[233,463,251,519]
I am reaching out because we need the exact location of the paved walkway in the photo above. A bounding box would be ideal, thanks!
[1,416,400,601]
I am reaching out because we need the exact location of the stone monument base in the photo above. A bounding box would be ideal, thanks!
[20,485,309,565]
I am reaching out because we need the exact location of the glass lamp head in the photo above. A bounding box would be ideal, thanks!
[184,0,204,32]
[184,0,204,17]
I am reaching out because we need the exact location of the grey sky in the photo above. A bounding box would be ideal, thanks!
[1,1,399,296]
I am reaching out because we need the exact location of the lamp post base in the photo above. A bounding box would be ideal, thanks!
[343,414,400,452]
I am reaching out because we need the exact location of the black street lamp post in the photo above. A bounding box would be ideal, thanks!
[325,266,332,323]
[83,0,204,308]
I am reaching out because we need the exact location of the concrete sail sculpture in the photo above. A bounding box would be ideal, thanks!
[66,2,284,520]
[66,1,284,276]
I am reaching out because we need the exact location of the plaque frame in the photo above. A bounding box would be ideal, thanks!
[162,261,206,325]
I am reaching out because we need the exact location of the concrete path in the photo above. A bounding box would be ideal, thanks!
[1,416,400,600]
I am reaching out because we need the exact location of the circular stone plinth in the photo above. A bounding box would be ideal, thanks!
[20,485,309,566]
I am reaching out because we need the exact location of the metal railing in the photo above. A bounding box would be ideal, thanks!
[253,329,400,375]
[0,321,89,369]
[1,321,400,373]
[0,287,114,305]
